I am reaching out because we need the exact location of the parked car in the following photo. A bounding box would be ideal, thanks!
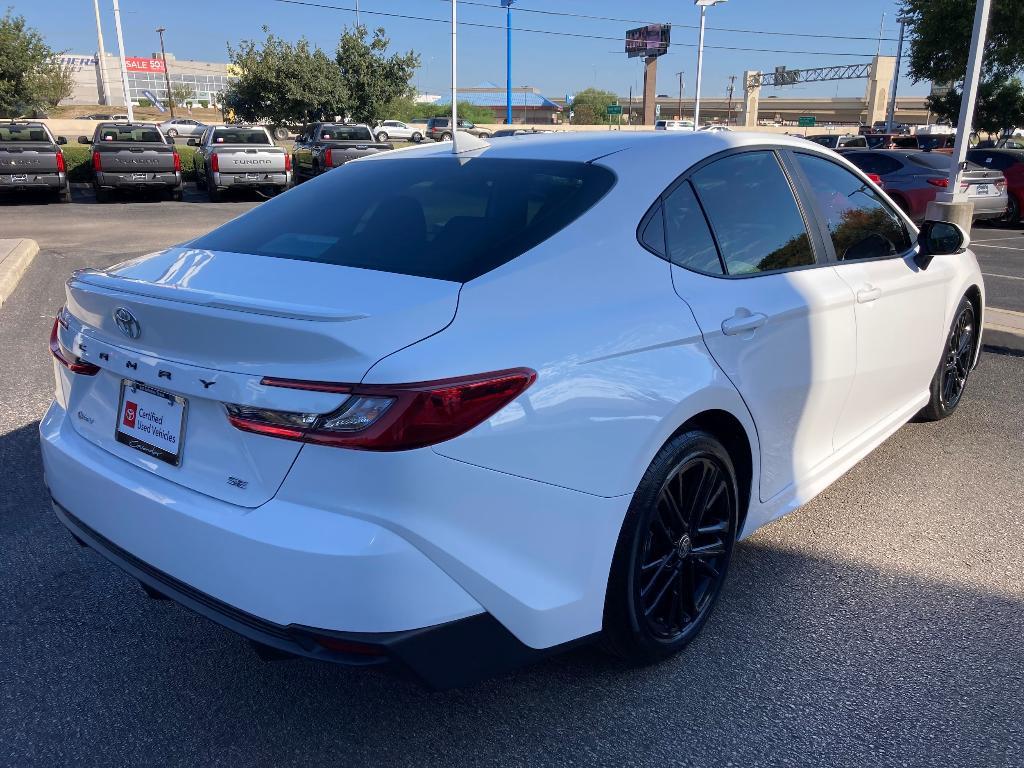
[699,125,732,132]
[158,118,207,139]
[841,149,1006,222]
[77,113,129,121]
[80,122,182,202]
[0,121,71,203]
[967,147,1024,224]
[996,136,1024,150]
[425,117,491,141]
[916,134,957,152]
[655,119,695,131]
[865,134,919,150]
[374,120,424,143]
[42,132,985,688]
[805,133,868,149]
[291,123,392,182]
[490,128,552,138]
[190,125,292,202]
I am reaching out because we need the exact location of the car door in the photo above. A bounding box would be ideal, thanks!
[662,149,858,503]
[788,150,949,448]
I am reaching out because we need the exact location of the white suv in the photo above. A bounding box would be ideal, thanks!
[655,119,695,131]
[374,120,424,143]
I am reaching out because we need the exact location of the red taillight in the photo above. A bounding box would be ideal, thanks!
[324,148,333,167]
[173,152,181,172]
[92,151,101,171]
[927,177,949,188]
[56,152,66,173]
[211,153,219,172]
[284,153,292,172]
[49,317,100,376]
[227,368,537,451]
[866,173,882,184]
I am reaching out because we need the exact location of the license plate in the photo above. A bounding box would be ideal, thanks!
[246,173,261,180]
[115,380,187,466]
[973,184,990,196]
[132,172,147,181]
[11,174,27,182]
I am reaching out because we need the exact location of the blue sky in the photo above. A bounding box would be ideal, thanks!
[20,0,928,99]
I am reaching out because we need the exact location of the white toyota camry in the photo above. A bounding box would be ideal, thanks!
[41,131,984,688]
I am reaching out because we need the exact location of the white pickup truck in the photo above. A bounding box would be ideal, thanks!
[190,125,292,202]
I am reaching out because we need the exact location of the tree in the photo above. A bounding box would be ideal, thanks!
[901,0,1024,133]
[0,10,71,116]
[224,28,346,125]
[169,83,196,107]
[335,26,418,124]
[569,88,618,125]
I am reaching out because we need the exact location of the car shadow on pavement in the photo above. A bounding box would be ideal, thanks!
[3,410,1020,768]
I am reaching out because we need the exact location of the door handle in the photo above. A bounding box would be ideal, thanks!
[856,284,882,303]
[721,311,768,336]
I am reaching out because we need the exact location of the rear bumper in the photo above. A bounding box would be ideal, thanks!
[96,171,181,189]
[0,173,65,190]
[213,171,291,188]
[970,194,1009,219]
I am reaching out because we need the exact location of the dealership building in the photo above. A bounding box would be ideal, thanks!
[60,52,233,107]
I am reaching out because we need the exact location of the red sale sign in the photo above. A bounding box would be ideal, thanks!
[125,57,165,73]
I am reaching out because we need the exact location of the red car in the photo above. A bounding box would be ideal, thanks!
[968,148,1024,224]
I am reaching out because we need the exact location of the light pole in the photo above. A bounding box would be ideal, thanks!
[111,0,134,122]
[885,17,909,133]
[155,27,175,119]
[92,0,109,105]
[692,0,726,131]
[675,71,684,120]
[502,0,514,125]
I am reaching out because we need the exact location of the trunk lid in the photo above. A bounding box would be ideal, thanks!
[94,143,176,173]
[211,145,288,174]
[60,246,460,506]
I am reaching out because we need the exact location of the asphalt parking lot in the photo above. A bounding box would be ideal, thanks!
[1,195,1022,767]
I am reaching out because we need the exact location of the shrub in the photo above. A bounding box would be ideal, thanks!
[138,98,152,108]
[199,99,209,109]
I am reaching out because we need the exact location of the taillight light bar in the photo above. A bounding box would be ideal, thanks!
[49,315,99,376]
[173,152,181,172]
[284,153,292,172]
[56,151,66,173]
[211,153,219,172]
[227,368,537,451]
[324,148,333,167]
[866,172,883,185]
[92,151,102,171]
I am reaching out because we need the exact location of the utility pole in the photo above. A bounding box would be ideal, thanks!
[693,0,727,131]
[156,27,175,119]
[726,75,735,125]
[92,0,109,105]
[875,11,885,57]
[502,1,514,125]
[355,0,360,26]
[111,0,134,122]
[675,71,684,120]
[885,17,908,133]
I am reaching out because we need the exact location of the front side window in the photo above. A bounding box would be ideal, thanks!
[794,153,912,261]
[690,151,814,275]
[192,158,615,282]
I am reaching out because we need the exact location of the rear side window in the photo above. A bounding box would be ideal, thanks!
[794,153,912,261]
[662,182,723,275]
[192,158,615,282]
[690,151,814,275]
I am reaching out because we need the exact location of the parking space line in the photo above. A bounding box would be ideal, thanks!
[982,272,1024,281]
[972,243,1024,251]
[971,235,1024,244]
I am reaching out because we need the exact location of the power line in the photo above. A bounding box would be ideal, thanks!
[271,0,890,58]
[431,0,901,43]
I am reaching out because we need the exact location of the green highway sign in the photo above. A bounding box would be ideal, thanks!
[607,104,623,116]
[798,116,816,127]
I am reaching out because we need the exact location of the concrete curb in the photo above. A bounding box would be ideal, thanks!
[0,239,39,309]
[985,307,1024,338]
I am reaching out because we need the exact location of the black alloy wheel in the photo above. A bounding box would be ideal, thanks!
[940,302,975,410]
[604,431,739,663]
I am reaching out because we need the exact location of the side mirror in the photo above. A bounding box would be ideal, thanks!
[78,136,90,144]
[916,220,968,270]
[56,136,67,145]
[186,138,198,146]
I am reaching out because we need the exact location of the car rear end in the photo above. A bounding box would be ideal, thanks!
[92,123,181,194]
[896,151,1006,221]
[0,123,68,199]
[961,166,1008,220]
[317,125,392,169]
[207,127,292,191]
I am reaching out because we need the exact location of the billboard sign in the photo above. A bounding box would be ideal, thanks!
[625,24,671,58]
[125,57,166,73]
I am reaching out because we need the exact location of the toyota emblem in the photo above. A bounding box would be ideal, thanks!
[113,307,141,339]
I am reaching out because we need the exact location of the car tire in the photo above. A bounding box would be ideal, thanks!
[1000,193,1020,226]
[376,132,388,142]
[602,430,739,665]
[478,132,491,139]
[56,187,71,204]
[166,129,178,138]
[171,187,183,202]
[93,185,109,203]
[206,177,221,203]
[273,126,289,140]
[441,132,453,141]
[917,296,978,422]
[411,132,422,143]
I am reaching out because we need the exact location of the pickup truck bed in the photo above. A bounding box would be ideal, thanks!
[193,126,292,201]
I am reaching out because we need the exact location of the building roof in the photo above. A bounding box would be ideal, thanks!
[438,83,562,110]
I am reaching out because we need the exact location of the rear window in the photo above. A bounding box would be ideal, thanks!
[319,125,372,141]
[212,128,271,144]
[192,157,616,282]
[806,135,838,148]
[905,153,953,171]
[0,126,50,142]
[96,126,163,143]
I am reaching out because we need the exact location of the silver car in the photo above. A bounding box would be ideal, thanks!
[373,120,424,143]
[158,118,207,139]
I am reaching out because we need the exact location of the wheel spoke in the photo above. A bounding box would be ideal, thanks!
[659,489,687,531]
[697,519,729,536]
[691,462,719,525]
[641,554,675,599]
[643,565,677,616]
[691,540,726,558]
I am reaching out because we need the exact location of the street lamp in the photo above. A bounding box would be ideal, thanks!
[155,27,175,119]
[501,1,514,125]
[675,71,684,121]
[692,0,727,131]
